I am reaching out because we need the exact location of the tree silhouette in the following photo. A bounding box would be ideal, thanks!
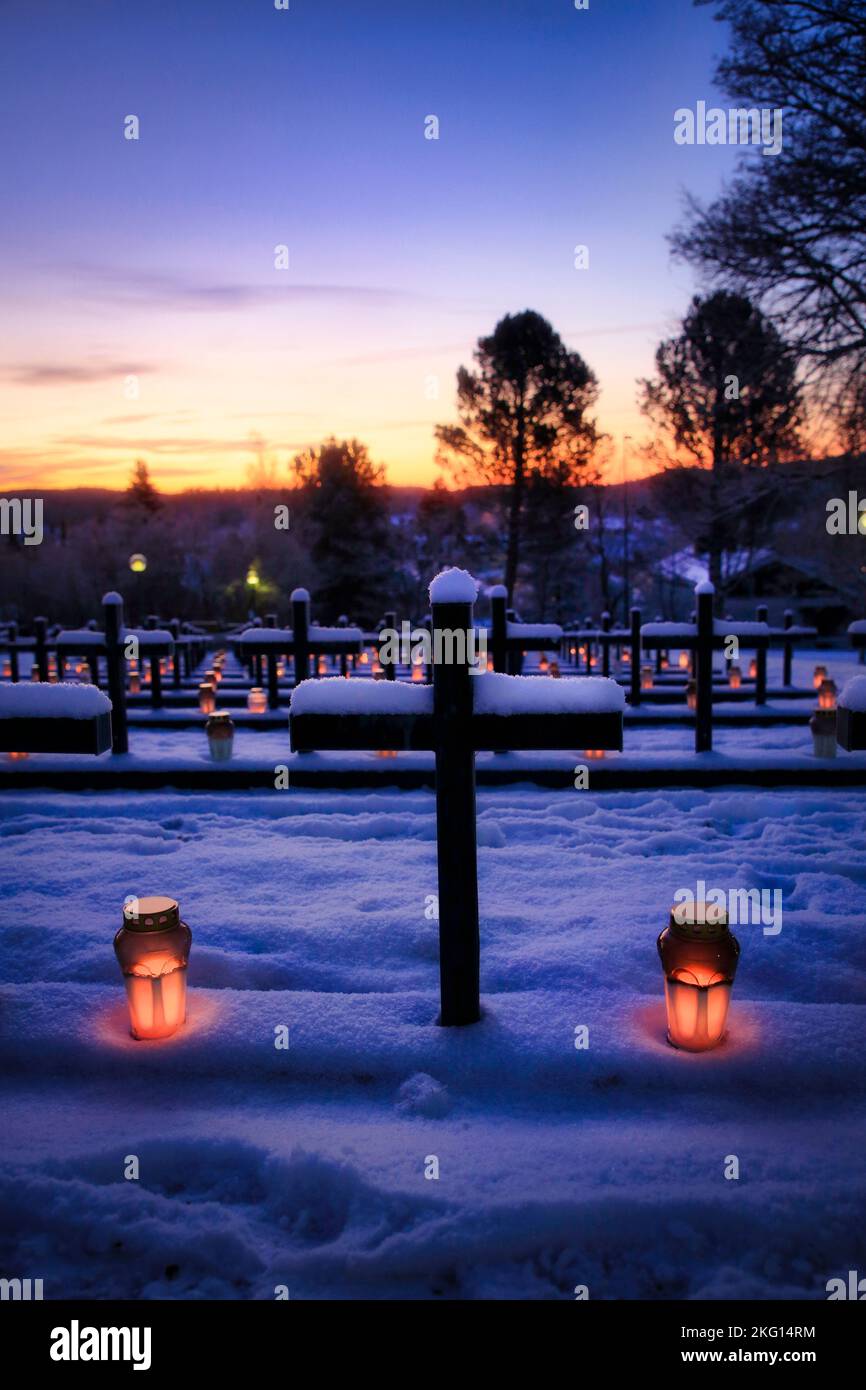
[435,310,599,601]
[672,0,866,420]
[124,460,162,514]
[639,290,803,600]
[291,437,395,622]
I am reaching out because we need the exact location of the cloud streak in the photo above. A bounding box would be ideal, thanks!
[6,362,155,386]
[55,264,412,312]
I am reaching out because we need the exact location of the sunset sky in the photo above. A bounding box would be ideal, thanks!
[0,0,739,493]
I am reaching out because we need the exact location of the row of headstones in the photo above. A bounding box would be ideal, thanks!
[0,609,208,694]
[561,605,811,692]
[3,571,865,1026]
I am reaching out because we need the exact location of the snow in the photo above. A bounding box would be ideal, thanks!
[308,625,364,642]
[290,678,433,715]
[290,588,310,603]
[55,629,105,647]
[715,621,770,638]
[506,622,563,640]
[641,623,696,639]
[848,620,866,635]
[473,672,625,714]
[239,628,293,646]
[428,568,478,604]
[0,682,111,718]
[489,584,508,599]
[839,674,866,712]
[101,591,123,607]
[695,580,715,595]
[0,782,863,1299]
[125,629,174,648]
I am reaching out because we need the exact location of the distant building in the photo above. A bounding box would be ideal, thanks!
[658,547,857,633]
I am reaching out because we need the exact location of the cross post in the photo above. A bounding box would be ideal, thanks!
[289,569,624,1026]
[103,592,129,754]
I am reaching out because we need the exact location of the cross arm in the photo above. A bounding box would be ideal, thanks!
[0,684,112,754]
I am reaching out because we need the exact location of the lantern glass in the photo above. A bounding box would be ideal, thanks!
[640,664,653,690]
[114,896,192,1040]
[128,671,141,695]
[411,663,424,682]
[678,651,689,670]
[247,686,267,713]
[729,665,742,690]
[748,658,758,679]
[198,682,216,715]
[686,679,697,711]
[206,711,235,761]
[817,678,837,711]
[657,904,739,1051]
[813,664,827,689]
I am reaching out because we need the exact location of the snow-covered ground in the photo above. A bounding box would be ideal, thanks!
[1,782,864,1299]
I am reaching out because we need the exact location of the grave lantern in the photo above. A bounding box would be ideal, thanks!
[318,656,328,675]
[550,660,561,679]
[584,748,605,759]
[114,896,192,1041]
[640,664,653,691]
[813,664,828,689]
[206,711,235,761]
[809,709,836,758]
[748,657,758,679]
[678,651,689,670]
[205,666,219,686]
[411,663,424,682]
[128,669,141,695]
[539,655,549,673]
[729,664,742,689]
[359,651,369,665]
[621,649,630,665]
[30,666,40,682]
[198,681,216,715]
[686,679,697,711]
[247,686,267,713]
[818,678,837,711]
[660,654,669,670]
[657,902,740,1052]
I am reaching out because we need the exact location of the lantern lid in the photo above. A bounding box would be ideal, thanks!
[669,900,729,940]
[123,895,180,932]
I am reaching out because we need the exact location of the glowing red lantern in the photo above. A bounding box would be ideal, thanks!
[817,678,837,711]
[657,902,739,1051]
[114,896,192,1040]
[247,686,267,713]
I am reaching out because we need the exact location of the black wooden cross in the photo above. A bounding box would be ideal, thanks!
[489,587,563,674]
[289,571,624,1025]
[238,589,363,707]
[0,685,112,755]
[639,585,772,751]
